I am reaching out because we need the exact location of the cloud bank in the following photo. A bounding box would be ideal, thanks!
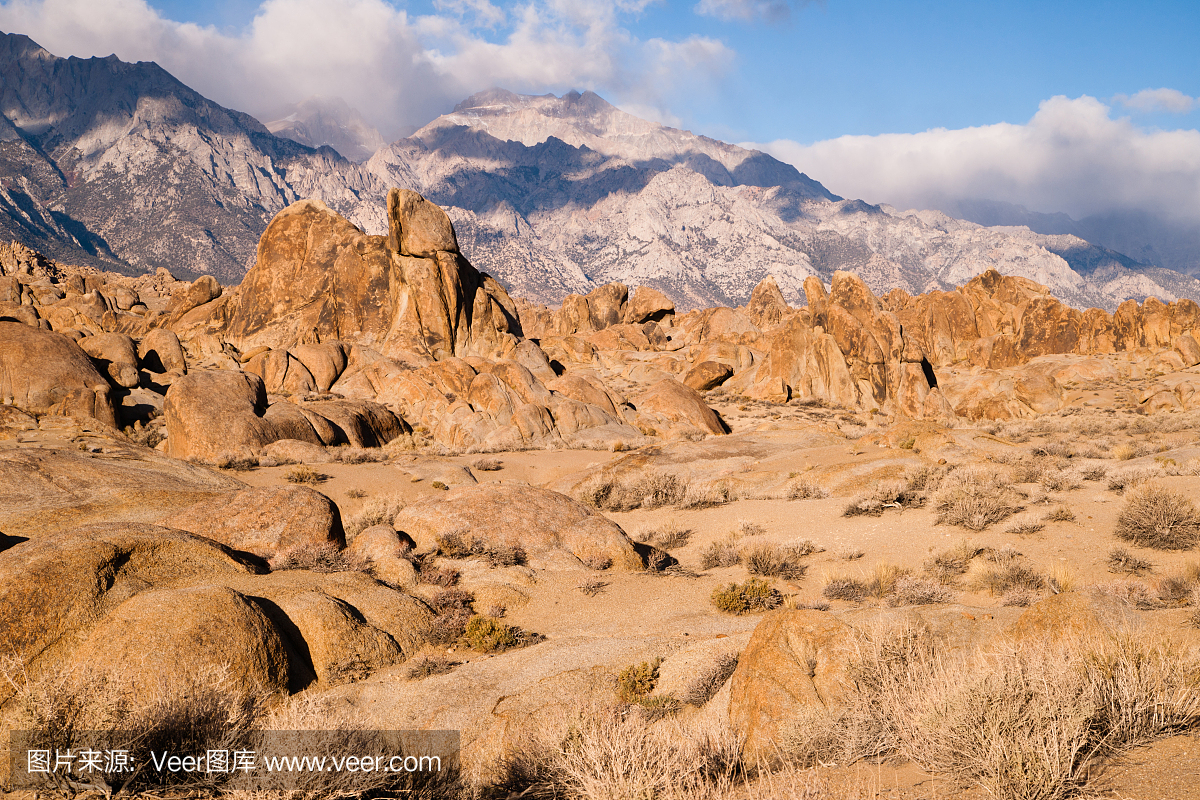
[758,94,1200,225]
[0,0,732,139]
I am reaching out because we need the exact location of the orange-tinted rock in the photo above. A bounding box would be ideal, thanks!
[0,321,116,427]
[633,378,728,436]
[683,360,733,391]
[625,285,674,324]
[746,275,790,329]
[387,188,459,258]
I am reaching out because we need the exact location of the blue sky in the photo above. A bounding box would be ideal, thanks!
[136,0,1200,143]
[1,0,1197,221]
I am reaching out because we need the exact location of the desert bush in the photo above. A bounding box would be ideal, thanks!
[862,561,910,600]
[414,556,460,587]
[337,446,387,464]
[616,658,662,703]
[1005,520,1046,536]
[1115,483,1200,550]
[786,476,829,500]
[426,588,475,645]
[345,487,367,499]
[214,450,258,470]
[1154,567,1200,606]
[124,424,166,449]
[272,542,368,573]
[463,615,522,652]
[736,518,766,537]
[436,529,528,567]
[740,542,809,580]
[636,523,691,550]
[781,623,1200,800]
[1107,547,1153,575]
[971,549,1045,595]
[1078,463,1108,481]
[577,469,690,511]
[472,457,503,471]
[699,536,740,570]
[405,654,458,680]
[1112,442,1140,460]
[577,577,609,597]
[431,480,449,490]
[933,466,1022,530]
[833,545,865,561]
[285,465,326,484]
[711,578,782,614]
[1043,505,1076,523]
[842,479,908,517]
[1041,468,1083,492]
[345,494,406,537]
[1106,465,1159,493]
[1094,579,1158,609]
[680,480,735,509]
[923,540,981,584]
[1000,588,1037,607]
[823,575,867,602]
[887,575,952,606]
[680,655,739,707]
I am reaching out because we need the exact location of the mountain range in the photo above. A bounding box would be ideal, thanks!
[1,30,1198,312]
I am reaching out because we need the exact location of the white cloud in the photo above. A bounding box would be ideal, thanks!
[1113,87,1197,114]
[694,0,812,23]
[0,0,730,139]
[756,94,1200,224]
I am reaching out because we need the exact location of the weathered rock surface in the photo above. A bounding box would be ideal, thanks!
[0,321,117,427]
[164,486,346,560]
[393,484,652,571]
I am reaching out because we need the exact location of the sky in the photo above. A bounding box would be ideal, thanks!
[1,0,1197,224]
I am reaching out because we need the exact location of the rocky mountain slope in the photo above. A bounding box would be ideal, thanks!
[0,33,1196,313]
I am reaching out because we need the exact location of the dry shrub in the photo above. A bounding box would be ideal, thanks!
[1106,547,1153,575]
[1041,468,1083,492]
[636,523,691,550]
[1078,463,1108,481]
[842,479,908,517]
[786,477,829,500]
[972,547,1045,595]
[933,466,1022,530]
[415,556,460,587]
[405,653,458,679]
[345,494,406,537]
[711,578,782,614]
[463,615,522,652]
[214,450,257,470]
[498,705,747,800]
[1106,465,1159,493]
[680,654,738,707]
[834,545,865,561]
[577,577,609,597]
[1043,505,1076,523]
[700,536,740,570]
[472,457,503,471]
[923,540,981,584]
[1000,588,1037,607]
[616,658,662,703]
[272,542,368,573]
[887,575,952,606]
[681,480,734,509]
[427,588,474,644]
[740,542,809,580]
[285,465,326,484]
[345,487,367,499]
[337,446,387,464]
[736,518,766,537]
[781,622,1200,800]
[436,529,528,567]
[1114,482,1200,550]
[823,575,867,602]
[1006,520,1046,536]
[577,469,690,511]
[1094,579,1158,609]
[1112,442,1140,460]
[1154,565,1200,605]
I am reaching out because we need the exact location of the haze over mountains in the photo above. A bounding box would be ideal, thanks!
[1,30,1197,312]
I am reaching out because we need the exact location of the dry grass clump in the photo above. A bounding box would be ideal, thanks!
[700,536,741,570]
[1114,483,1200,550]
[336,445,388,464]
[834,545,865,561]
[740,542,809,581]
[435,529,528,567]
[285,465,327,484]
[887,575,952,606]
[680,654,739,707]
[616,658,662,703]
[842,479,909,517]
[1005,519,1046,536]
[1078,463,1108,481]
[711,578,782,614]
[272,542,369,573]
[1106,465,1159,492]
[405,653,458,680]
[1106,547,1154,575]
[1094,579,1159,609]
[497,705,748,800]
[415,556,460,587]
[636,523,692,550]
[345,494,406,537]
[213,450,258,470]
[1041,467,1083,492]
[780,622,1200,800]
[345,487,367,499]
[472,456,503,471]
[786,476,829,500]
[933,466,1022,530]
[823,575,867,602]
[970,547,1045,595]
[1043,504,1076,523]
[577,577,609,597]
[578,468,690,511]
[680,480,735,509]
[923,540,981,584]
[736,518,766,537]
[426,588,475,644]
[1153,564,1200,605]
